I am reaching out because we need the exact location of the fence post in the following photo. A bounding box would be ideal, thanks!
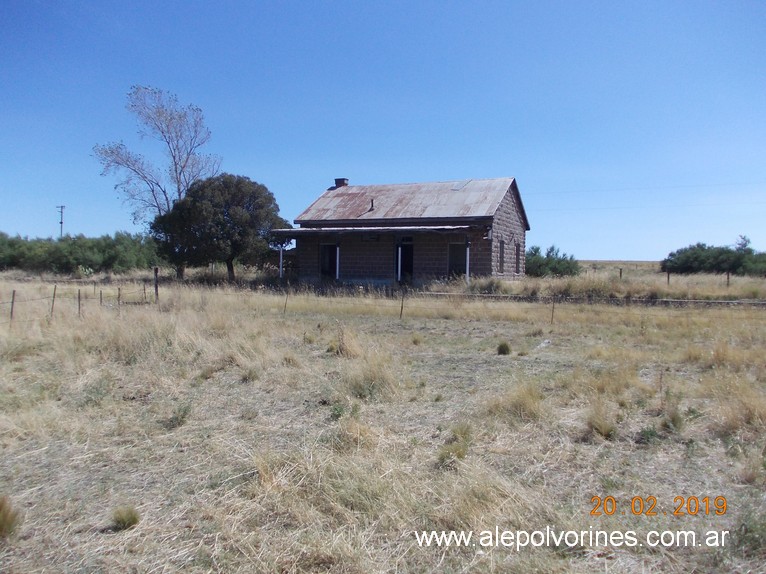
[283,287,289,315]
[154,267,159,304]
[143,283,147,302]
[550,296,556,325]
[667,271,670,285]
[117,287,121,317]
[619,267,623,280]
[50,284,57,320]
[100,290,103,306]
[78,289,82,318]
[399,287,406,320]
[9,289,15,329]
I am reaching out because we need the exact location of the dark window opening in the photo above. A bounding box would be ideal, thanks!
[320,244,337,279]
[499,240,505,274]
[448,243,467,277]
[396,243,414,283]
[515,243,521,274]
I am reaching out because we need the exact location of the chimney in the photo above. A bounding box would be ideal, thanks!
[334,178,349,188]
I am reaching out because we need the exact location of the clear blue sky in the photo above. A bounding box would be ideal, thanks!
[2,0,765,260]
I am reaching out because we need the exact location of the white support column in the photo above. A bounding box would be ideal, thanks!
[465,240,471,285]
[279,245,284,279]
[397,244,402,283]
[335,244,340,281]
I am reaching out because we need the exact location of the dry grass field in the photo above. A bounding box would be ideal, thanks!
[1,272,765,573]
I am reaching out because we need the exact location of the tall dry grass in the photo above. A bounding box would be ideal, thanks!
[1,273,765,573]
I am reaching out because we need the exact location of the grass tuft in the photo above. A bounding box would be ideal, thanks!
[485,383,545,422]
[111,505,140,531]
[587,398,617,440]
[342,353,397,400]
[437,422,472,469]
[327,324,362,358]
[161,402,192,430]
[497,340,511,355]
[0,496,22,539]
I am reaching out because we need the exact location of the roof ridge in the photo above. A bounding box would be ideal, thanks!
[344,176,513,187]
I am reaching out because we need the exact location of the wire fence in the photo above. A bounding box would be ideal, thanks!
[2,281,765,331]
[0,283,155,328]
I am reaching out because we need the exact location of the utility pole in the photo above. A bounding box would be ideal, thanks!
[56,205,65,237]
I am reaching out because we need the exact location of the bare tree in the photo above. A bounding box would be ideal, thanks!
[94,86,221,224]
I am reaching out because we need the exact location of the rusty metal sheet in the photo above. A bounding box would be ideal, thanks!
[295,178,516,223]
[272,225,474,237]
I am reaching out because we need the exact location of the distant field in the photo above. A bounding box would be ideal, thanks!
[1,277,765,573]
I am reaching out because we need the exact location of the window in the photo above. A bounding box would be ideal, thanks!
[320,244,337,279]
[448,243,467,277]
[515,243,521,274]
[499,240,505,274]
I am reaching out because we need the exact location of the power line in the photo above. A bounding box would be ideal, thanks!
[534,201,766,213]
[528,181,766,196]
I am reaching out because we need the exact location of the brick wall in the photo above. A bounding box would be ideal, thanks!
[411,231,490,280]
[490,184,528,277]
[295,230,492,284]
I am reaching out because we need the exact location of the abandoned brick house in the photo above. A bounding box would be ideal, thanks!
[273,177,530,285]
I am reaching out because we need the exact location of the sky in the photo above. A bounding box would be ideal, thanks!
[1,0,765,261]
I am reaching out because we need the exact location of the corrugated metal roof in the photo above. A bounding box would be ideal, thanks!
[295,177,518,224]
[273,225,474,237]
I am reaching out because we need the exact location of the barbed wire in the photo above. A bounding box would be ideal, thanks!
[2,284,765,328]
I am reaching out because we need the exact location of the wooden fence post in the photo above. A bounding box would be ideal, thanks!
[550,297,556,325]
[50,284,57,320]
[78,289,82,318]
[9,289,15,329]
[154,267,159,304]
[100,290,103,306]
[117,287,121,317]
[399,288,406,320]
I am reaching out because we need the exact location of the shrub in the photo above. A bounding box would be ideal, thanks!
[112,505,140,531]
[497,341,511,355]
[525,245,580,277]
[661,236,765,276]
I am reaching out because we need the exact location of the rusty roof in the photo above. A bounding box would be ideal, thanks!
[273,225,474,237]
[295,177,528,228]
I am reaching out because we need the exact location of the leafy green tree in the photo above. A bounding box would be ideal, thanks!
[150,174,290,282]
[660,236,765,275]
[525,245,580,277]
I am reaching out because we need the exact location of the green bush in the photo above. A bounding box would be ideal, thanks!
[0,232,160,274]
[525,245,580,277]
[661,236,765,276]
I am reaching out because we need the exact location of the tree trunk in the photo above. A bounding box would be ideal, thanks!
[226,259,236,283]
